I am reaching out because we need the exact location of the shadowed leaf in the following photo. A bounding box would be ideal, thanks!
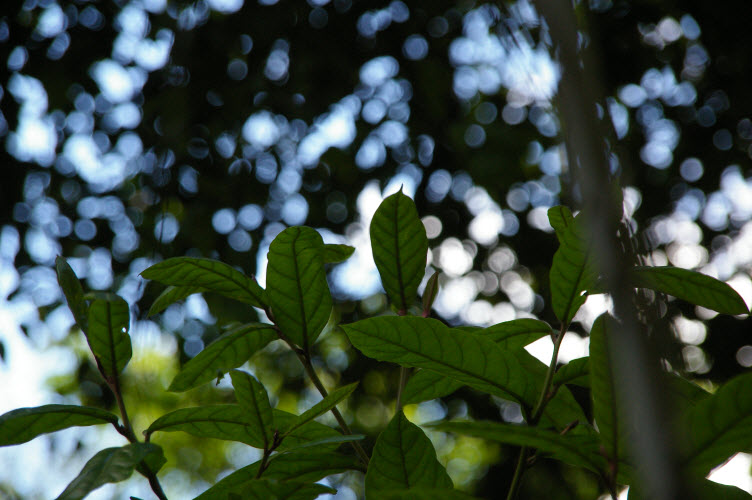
[553,357,590,388]
[321,244,355,263]
[365,411,452,497]
[280,382,359,437]
[0,405,118,446]
[147,285,206,316]
[55,257,88,331]
[56,443,162,500]
[87,295,131,377]
[230,370,274,449]
[630,266,748,315]
[589,314,623,463]
[481,319,552,349]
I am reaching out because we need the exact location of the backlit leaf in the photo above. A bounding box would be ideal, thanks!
[0,405,118,446]
[432,420,605,474]
[370,190,428,313]
[548,209,599,325]
[230,370,274,449]
[55,257,88,331]
[168,324,277,392]
[321,244,355,263]
[553,357,590,388]
[86,295,131,377]
[141,257,266,309]
[365,411,452,497]
[147,285,206,316]
[266,226,332,351]
[547,205,575,243]
[630,266,748,315]
[679,372,752,475]
[56,443,162,500]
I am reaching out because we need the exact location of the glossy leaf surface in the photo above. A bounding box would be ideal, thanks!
[141,257,266,308]
[87,296,132,377]
[630,266,748,315]
[230,370,274,449]
[266,226,332,350]
[56,443,162,500]
[365,411,452,497]
[0,405,118,446]
[168,324,277,392]
[370,190,428,313]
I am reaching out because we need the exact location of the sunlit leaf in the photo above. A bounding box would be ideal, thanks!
[280,382,358,437]
[193,452,359,500]
[168,324,277,392]
[547,205,575,243]
[679,372,752,475]
[56,443,162,500]
[553,357,590,388]
[55,257,88,331]
[343,316,584,428]
[481,319,553,350]
[432,420,606,475]
[230,370,274,449]
[86,295,131,377]
[589,314,623,462]
[321,244,355,263]
[365,411,452,497]
[0,405,118,446]
[141,257,266,309]
[630,266,748,315]
[266,226,332,351]
[370,190,428,313]
[147,284,206,317]
[401,370,463,406]
[548,209,599,325]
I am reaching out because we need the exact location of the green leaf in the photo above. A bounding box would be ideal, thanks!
[55,257,88,331]
[56,443,162,500]
[666,373,710,413]
[630,266,748,315]
[365,411,452,497]
[549,212,599,325]
[628,478,752,500]
[481,319,553,350]
[146,406,342,451]
[146,404,269,448]
[679,372,752,475]
[370,190,428,313]
[201,479,334,500]
[86,296,132,377]
[431,420,606,475]
[266,226,332,351]
[147,284,206,316]
[547,205,575,243]
[0,405,118,446]
[141,257,266,309]
[279,433,365,453]
[271,410,346,453]
[343,316,584,428]
[589,314,622,462]
[168,324,277,392]
[422,270,440,314]
[378,489,479,500]
[401,370,463,405]
[321,244,355,263]
[194,451,359,500]
[280,382,358,437]
[553,357,590,388]
[230,370,274,449]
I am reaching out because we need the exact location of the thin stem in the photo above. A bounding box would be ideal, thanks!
[395,366,408,412]
[298,351,370,466]
[506,323,568,500]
